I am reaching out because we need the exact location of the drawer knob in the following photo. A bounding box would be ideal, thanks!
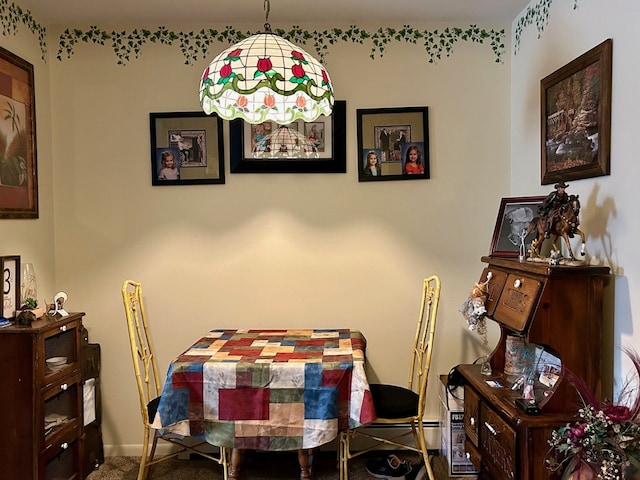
[60,383,68,391]
[470,417,475,426]
[486,271,493,281]
[61,442,68,450]
[60,325,67,332]
[484,421,497,436]
[513,279,522,288]
[466,452,471,460]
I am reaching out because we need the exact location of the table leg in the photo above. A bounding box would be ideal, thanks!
[228,448,244,479]
[298,448,314,480]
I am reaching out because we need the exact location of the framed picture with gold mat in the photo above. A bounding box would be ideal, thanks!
[357,106,429,182]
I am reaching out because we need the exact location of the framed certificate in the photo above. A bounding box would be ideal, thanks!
[1,255,20,319]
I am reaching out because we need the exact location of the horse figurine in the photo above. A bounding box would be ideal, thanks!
[525,194,586,261]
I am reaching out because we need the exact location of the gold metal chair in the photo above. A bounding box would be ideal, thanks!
[338,275,441,480]
[122,279,228,480]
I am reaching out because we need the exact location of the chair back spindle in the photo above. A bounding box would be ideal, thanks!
[121,279,228,480]
[339,274,441,480]
[122,280,161,426]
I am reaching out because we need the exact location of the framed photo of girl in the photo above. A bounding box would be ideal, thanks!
[357,106,429,182]
[540,38,612,185]
[229,100,346,173]
[149,111,225,186]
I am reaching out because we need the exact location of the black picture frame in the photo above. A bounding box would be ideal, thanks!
[489,196,546,258]
[1,255,21,319]
[357,106,429,182]
[150,111,225,186]
[229,100,346,173]
[541,39,612,185]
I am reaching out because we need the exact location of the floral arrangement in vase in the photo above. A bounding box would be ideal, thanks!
[546,348,640,479]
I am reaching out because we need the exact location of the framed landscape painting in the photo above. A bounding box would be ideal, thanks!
[541,39,612,185]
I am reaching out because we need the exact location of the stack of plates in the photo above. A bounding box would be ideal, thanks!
[45,413,69,436]
[46,356,68,372]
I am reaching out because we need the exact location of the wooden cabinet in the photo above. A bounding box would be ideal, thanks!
[0,312,85,480]
[459,257,609,480]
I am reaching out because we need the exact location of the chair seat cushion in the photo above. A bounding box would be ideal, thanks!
[147,396,161,423]
[369,384,419,419]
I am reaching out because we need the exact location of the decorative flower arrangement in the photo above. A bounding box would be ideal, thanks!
[546,348,640,479]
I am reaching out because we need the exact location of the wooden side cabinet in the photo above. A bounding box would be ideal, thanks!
[459,257,610,480]
[0,312,86,480]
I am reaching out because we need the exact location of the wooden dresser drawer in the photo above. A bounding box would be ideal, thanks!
[480,404,516,480]
[464,439,482,470]
[480,267,508,317]
[463,386,480,447]
[493,273,542,332]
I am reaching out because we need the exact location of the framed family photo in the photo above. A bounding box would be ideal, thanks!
[229,100,346,173]
[541,39,612,185]
[0,47,38,218]
[489,196,546,258]
[357,106,429,182]
[150,111,225,186]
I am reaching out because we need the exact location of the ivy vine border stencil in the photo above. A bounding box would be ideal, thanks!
[0,0,47,60]
[514,0,581,52]
[55,24,506,66]
[0,0,582,66]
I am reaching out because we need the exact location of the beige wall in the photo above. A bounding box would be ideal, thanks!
[510,0,639,399]
[4,19,511,453]
[0,31,55,299]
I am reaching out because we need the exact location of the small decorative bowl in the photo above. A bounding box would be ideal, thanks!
[46,356,68,367]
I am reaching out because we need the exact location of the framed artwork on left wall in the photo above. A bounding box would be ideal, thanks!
[0,47,38,218]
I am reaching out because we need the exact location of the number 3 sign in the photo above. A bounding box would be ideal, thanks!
[1,255,20,320]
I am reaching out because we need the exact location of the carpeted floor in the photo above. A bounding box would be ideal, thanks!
[86,451,473,479]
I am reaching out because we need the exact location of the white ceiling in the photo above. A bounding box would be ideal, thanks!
[18,0,531,26]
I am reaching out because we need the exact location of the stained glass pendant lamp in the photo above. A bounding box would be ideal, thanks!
[199,0,334,125]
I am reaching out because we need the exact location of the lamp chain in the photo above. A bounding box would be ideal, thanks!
[263,0,271,32]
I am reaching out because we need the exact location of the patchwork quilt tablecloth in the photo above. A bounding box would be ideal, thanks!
[152,329,377,450]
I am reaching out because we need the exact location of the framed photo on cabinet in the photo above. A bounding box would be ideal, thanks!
[489,196,545,258]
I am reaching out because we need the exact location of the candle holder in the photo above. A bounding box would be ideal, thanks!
[21,263,38,305]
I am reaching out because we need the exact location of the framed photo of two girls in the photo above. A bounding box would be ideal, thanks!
[357,106,430,182]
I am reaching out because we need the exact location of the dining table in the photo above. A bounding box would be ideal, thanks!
[151,328,377,479]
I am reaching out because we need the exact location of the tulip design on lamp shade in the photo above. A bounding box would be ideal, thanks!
[199,29,333,125]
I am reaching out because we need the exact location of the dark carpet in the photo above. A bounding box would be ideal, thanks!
[86,451,472,479]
